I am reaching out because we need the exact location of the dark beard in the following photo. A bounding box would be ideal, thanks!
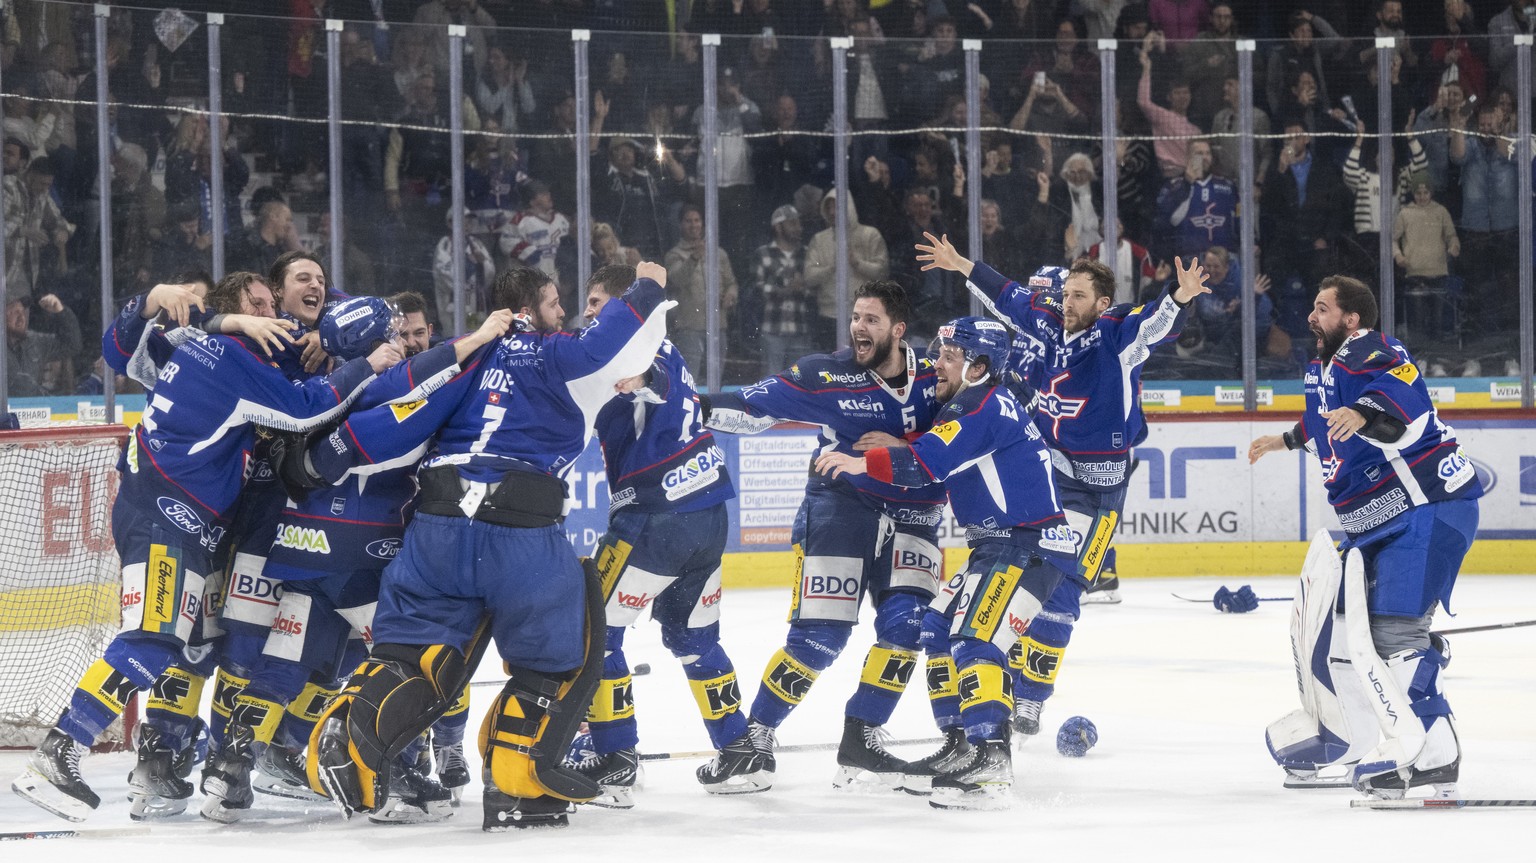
[1313,322,1349,361]
[856,334,897,371]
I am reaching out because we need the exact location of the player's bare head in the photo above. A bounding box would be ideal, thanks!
[171,270,215,299]
[269,251,327,326]
[389,291,433,356]
[495,265,563,333]
[207,271,275,318]
[584,264,636,323]
[1061,257,1115,333]
[851,280,910,371]
[1310,276,1377,360]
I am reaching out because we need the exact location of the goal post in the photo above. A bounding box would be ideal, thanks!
[0,425,136,751]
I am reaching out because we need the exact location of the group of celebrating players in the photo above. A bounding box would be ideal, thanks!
[8,225,1481,830]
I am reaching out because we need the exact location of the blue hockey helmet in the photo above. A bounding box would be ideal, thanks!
[929,316,1013,381]
[319,296,401,361]
[1027,265,1068,292]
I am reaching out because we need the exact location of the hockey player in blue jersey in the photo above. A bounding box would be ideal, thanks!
[302,264,674,831]
[815,316,1075,810]
[201,297,514,824]
[568,264,752,804]
[1249,276,1480,799]
[916,235,1208,744]
[702,280,946,789]
[11,271,405,824]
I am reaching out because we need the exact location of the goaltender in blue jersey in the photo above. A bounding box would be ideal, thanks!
[815,316,1074,811]
[1249,275,1480,801]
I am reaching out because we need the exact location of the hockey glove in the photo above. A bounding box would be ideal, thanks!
[1213,585,1259,614]
[268,430,328,502]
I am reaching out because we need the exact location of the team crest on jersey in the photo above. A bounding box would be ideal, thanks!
[1036,371,1087,437]
[1320,455,1342,484]
[789,364,802,380]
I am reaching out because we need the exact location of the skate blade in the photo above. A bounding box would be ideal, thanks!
[1361,781,1460,802]
[832,765,907,791]
[198,796,245,823]
[252,776,325,802]
[128,791,189,820]
[368,798,454,824]
[899,775,935,796]
[928,782,1012,811]
[11,769,95,823]
[581,784,636,809]
[448,786,464,807]
[700,771,773,795]
[1080,591,1121,605]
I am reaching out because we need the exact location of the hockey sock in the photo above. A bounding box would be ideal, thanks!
[144,665,208,752]
[846,644,918,726]
[59,636,179,746]
[957,660,1012,744]
[587,642,638,754]
[749,622,846,728]
[208,665,252,749]
[682,643,747,749]
[926,654,962,730]
[1012,595,1078,703]
[431,684,472,748]
[277,679,341,751]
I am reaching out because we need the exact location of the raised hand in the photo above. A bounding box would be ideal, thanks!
[914,232,974,276]
[1171,255,1212,303]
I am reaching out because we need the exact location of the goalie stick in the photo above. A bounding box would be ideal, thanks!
[1172,592,1290,603]
[471,663,652,687]
[637,736,945,763]
[0,827,153,841]
[1168,596,1536,637]
[1350,798,1536,810]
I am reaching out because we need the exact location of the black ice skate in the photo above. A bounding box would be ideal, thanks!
[482,784,573,831]
[370,762,454,823]
[11,728,100,822]
[253,744,324,801]
[570,747,640,809]
[433,741,471,805]
[900,727,973,796]
[697,727,773,795]
[832,717,910,790]
[199,724,257,822]
[1011,698,1043,738]
[127,725,194,820]
[929,738,1013,811]
[1082,572,1121,604]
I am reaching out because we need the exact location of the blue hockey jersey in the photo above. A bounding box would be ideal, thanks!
[594,340,734,515]
[968,262,1189,489]
[1156,174,1240,258]
[306,277,674,488]
[120,333,378,549]
[263,340,474,580]
[706,346,946,513]
[1299,330,1483,537]
[865,383,1074,559]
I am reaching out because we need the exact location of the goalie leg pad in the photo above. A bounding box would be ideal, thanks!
[1351,639,1459,793]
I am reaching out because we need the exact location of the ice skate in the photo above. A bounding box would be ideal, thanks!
[483,783,572,831]
[253,744,324,801]
[11,728,100,823]
[369,762,454,823]
[1082,572,1121,604]
[127,725,193,819]
[199,724,256,822]
[697,725,773,794]
[832,717,909,790]
[1011,698,1042,738]
[570,747,640,809]
[900,727,972,796]
[433,741,471,806]
[930,738,1012,811]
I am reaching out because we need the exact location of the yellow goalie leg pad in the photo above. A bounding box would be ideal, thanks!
[958,663,1012,714]
[479,669,600,804]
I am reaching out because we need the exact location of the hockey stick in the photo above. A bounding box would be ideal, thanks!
[1432,619,1536,637]
[470,663,652,688]
[1172,593,1291,603]
[1350,798,1536,810]
[638,736,945,763]
[0,826,153,841]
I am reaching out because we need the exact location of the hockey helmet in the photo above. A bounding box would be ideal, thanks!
[929,316,1012,382]
[319,296,401,361]
[1027,265,1068,292]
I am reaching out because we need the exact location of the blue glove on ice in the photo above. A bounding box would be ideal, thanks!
[1213,585,1258,613]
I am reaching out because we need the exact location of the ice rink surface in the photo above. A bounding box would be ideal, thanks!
[3,575,1532,861]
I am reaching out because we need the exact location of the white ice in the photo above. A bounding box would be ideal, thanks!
[3,575,1533,861]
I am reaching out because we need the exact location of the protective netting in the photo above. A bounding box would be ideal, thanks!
[0,427,128,748]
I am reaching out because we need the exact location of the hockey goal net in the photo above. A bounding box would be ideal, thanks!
[0,424,135,750]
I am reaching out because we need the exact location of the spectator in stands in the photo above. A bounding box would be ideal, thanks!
[1265,10,1345,119]
[1449,100,1519,332]
[1078,0,1131,42]
[1355,2,1418,82]
[110,143,165,298]
[475,43,536,136]
[385,66,481,284]
[2,95,54,161]
[844,16,895,139]
[1137,36,1202,178]
[163,114,248,242]
[1149,0,1210,42]
[804,187,887,345]
[1428,0,1486,102]
[741,33,787,115]
[592,135,685,260]
[902,15,965,128]
[150,202,211,284]
[229,201,301,277]
[1195,244,1273,365]
[530,90,607,226]
[464,121,525,253]
[1012,17,1097,128]
[1486,1,1530,96]
[3,155,72,298]
[1412,81,1469,214]
[979,198,1030,283]
[979,138,1031,231]
[892,187,962,328]
[752,94,826,217]
[665,204,739,375]
[591,221,638,270]
[1346,50,1411,136]
[433,209,496,330]
[1113,99,1161,248]
[414,0,498,87]
[1342,118,1428,276]
[694,66,762,266]
[1156,139,1239,262]
[2,137,27,179]
[1088,218,1159,306]
[500,180,571,287]
[1047,152,1104,263]
[390,27,435,102]
[1209,75,1272,190]
[1261,119,1349,302]
[1180,2,1238,128]
[755,204,812,372]
[5,294,80,397]
[313,210,377,293]
[1394,176,1460,341]
[1112,4,1154,95]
